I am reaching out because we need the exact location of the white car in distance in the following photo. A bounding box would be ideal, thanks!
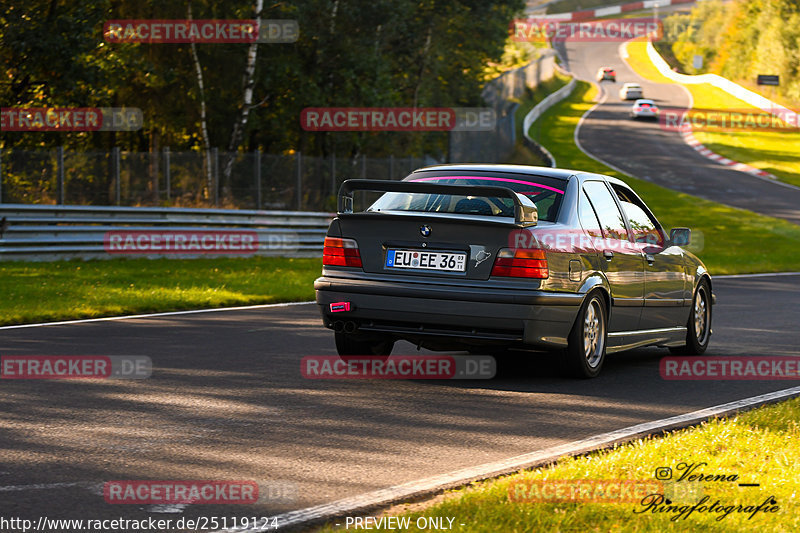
[620,83,643,100]
[630,99,659,119]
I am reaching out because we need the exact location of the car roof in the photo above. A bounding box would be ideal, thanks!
[408,164,577,180]
[635,98,655,103]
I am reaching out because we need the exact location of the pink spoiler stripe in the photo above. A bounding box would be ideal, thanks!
[410,175,565,194]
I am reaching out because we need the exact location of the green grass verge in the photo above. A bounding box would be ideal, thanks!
[0,257,321,326]
[527,79,800,274]
[317,397,800,532]
[624,40,800,188]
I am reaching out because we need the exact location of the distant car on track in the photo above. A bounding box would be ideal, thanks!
[314,165,713,378]
[620,83,643,100]
[597,67,616,82]
[630,98,659,119]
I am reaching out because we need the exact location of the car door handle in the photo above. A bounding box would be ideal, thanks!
[603,250,614,260]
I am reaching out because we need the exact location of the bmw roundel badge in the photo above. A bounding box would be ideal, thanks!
[419,225,432,237]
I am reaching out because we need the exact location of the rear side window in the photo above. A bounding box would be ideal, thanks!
[611,184,665,247]
[583,181,628,240]
[578,190,603,238]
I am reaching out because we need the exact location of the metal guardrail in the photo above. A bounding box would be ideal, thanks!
[0,204,333,261]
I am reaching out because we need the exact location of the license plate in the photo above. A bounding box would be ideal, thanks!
[386,249,466,272]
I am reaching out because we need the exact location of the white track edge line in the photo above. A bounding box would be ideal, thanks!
[0,301,315,330]
[219,386,800,532]
[714,272,800,279]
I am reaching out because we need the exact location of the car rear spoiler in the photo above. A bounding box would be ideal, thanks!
[338,179,538,226]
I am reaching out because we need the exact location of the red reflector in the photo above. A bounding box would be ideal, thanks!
[494,257,547,268]
[491,266,549,278]
[330,302,351,312]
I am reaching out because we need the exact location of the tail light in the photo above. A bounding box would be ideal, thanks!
[491,248,548,279]
[323,237,362,268]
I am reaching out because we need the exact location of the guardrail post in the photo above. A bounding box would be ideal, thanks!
[212,147,219,207]
[57,146,65,205]
[164,147,171,202]
[0,147,3,204]
[296,151,302,210]
[254,149,261,210]
[113,147,121,205]
[361,153,366,179]
[151,149,159,204]
[330,153,336,197]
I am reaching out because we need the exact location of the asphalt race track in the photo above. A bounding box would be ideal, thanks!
[2,275,800,524]
[559,39,800,225]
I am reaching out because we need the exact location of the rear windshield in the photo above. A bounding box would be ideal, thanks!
[366,174,567,222]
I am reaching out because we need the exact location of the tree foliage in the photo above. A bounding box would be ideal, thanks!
[1,0,525,157]
[662,0,800,102]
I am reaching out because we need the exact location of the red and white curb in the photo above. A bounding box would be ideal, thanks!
[680,130,778,180]
[533,0,696,21]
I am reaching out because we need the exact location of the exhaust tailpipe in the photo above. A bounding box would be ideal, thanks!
[343,321,358,333]
[333,321,345,333]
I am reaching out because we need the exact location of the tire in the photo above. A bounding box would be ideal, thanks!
[562,292,608,378]
[669,279,712,355]
[335,332,395,358]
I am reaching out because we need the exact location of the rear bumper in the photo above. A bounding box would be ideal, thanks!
[314,275,583,349]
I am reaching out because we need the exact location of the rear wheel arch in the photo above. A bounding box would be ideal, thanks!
[579,275,611,317]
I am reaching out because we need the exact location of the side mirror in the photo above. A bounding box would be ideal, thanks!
[670,227,691,246]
